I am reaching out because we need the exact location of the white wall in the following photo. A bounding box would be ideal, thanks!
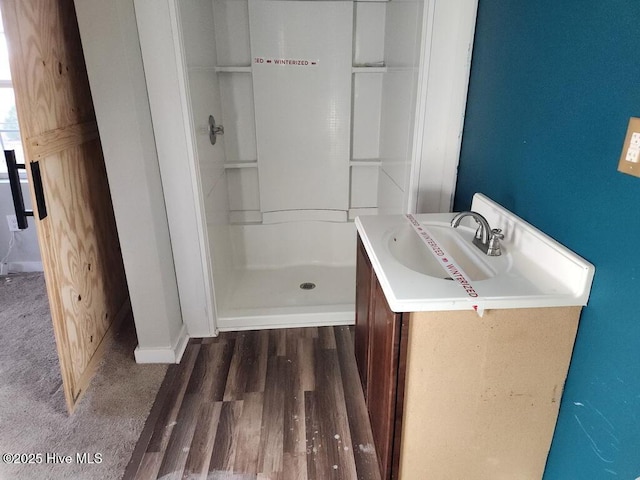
[0,181,41,274]
[134,0,217,338]
[74,0,188,363]
[411,0,479,213]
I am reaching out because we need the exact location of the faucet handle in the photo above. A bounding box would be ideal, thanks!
[487,228,504,256]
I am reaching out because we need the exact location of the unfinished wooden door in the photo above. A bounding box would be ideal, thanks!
[1,0,129,412]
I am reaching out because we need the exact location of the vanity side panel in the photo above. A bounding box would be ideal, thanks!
[391,314,409,480]
[398,307,581,480]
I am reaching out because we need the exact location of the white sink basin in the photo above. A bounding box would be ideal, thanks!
[388,223,509,281]
[355,193,595,313]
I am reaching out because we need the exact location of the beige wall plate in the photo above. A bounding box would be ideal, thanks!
[617,117,640,178]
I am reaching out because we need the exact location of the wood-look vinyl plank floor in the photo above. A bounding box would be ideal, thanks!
[124,327,380,480]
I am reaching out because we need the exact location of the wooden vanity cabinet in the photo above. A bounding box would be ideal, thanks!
[355,236,374,393]
[355,233,583,480]
[355,236,407,479]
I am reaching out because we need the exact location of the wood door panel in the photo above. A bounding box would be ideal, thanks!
[38,140,126,384]
[3,0,95,134]
[367,280,401,479]
[355,237,373,392]
[2,0,129,412]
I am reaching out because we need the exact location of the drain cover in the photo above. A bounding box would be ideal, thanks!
[300,282,316,290]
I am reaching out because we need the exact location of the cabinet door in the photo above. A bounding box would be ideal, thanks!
[367,279,403,479]
[355,235,374,392]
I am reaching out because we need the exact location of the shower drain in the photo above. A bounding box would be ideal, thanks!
[300,282,316,290]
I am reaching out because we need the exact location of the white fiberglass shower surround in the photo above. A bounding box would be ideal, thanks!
[134,0,478,337]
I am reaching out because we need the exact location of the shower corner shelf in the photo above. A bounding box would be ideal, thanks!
[224,161,258,169]
[350,159,382,167]
[215,66,252,73]
[352,66,387,74]
[187,65,217,73]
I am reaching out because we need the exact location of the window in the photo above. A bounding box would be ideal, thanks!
[0,9,25,179]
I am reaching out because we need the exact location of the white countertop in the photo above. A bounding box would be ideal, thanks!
[355,194,595,313]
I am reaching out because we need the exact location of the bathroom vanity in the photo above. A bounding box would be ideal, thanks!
[355,194,595,479]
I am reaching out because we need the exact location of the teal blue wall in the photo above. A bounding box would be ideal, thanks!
[455,1,640,478]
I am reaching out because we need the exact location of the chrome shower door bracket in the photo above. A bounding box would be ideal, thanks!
[208,115,224,145]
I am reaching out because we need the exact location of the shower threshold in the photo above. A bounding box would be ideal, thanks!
[217,264,355,331]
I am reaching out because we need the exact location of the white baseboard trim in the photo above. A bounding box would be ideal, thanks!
[134,323,189,364]
[1,261,44,275]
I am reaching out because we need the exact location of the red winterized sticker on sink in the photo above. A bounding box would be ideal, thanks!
[405,214,484,315]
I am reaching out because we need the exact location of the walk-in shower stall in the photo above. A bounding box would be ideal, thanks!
[134,0,475,336]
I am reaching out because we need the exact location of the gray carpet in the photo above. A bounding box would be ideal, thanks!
[0,273,168,480]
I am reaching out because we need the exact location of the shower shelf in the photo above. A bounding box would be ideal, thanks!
[224,161,258,169]
[215,66,252,73]
[352,66,387,74]
[187,66,217,73]
[350,159,382,167]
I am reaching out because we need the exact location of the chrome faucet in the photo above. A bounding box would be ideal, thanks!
[450,211,504,256]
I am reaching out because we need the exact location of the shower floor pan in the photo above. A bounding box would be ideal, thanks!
[216,264,355,331]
